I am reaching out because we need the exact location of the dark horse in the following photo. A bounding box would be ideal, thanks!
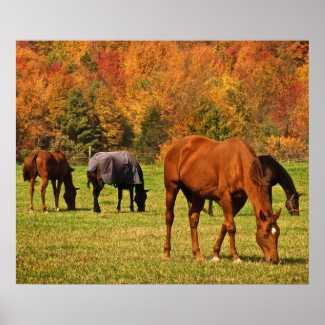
[23,150,79,212]
[164,135,281,264]
[87,151,149,212]
[259,155,302,215]
[207,155,302,216]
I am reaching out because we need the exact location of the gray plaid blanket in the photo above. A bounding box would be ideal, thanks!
[87,151,142,185]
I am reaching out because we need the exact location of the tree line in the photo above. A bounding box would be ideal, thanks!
[16,41,309,163]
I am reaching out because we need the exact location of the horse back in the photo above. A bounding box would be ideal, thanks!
[27,150,70,180]
[164,136,261,198]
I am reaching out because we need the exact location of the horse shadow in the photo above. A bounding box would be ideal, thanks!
[226,255,308,265]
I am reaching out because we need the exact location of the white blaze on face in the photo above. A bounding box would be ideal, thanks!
[271,227,277,235]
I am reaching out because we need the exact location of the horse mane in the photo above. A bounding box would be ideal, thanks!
[275,156,297,192]
[246,143,272,211]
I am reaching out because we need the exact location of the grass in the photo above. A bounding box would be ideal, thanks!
[16,162,309,284]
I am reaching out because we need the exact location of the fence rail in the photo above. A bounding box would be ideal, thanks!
[16,150,159,166]
[16,149,309,166]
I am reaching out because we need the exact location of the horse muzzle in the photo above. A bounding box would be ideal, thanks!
[267,256,280,264]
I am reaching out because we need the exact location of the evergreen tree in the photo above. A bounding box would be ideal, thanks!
[187,99,232,140]
[134,102,169,163]
[59,87,101,153]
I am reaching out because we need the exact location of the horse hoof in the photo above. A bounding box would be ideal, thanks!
[211,257,220,262]
[234,258,242,263]
[55,207,60,212]
[44,210,48,214]
[29,209,34,213]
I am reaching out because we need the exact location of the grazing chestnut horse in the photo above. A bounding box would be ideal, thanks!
[87,151,149,212]
[207,154,302,216]
[163,135,281,264]
[23,150,79,212]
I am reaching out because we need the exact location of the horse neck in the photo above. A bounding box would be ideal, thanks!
[277,166,297,199]
[135,166,145,194]
[63,172,75,189]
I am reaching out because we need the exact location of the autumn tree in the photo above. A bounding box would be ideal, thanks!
[93,85,133,151]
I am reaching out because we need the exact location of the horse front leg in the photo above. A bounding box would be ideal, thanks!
[129,186,134,212]
[213,196,247,262]
[188,196,205,260]
[117,186,122,212]
[92,181,103,213]
[212,221,228,262]
[29,177,36,213]
[40,177,49,213]
[54,179,63,211]
[208,200,213,216]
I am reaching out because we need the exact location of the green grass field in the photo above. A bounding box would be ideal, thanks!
[16,162,309,284]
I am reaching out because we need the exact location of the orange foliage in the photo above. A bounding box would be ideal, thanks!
[16,41,309,160]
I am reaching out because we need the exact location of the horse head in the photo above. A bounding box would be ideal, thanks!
[63,186,80,210]
[256,209,281,264]
[134,189,150,212]
[286,192,302,216]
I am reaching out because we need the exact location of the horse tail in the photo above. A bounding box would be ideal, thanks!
[23,152,38,181]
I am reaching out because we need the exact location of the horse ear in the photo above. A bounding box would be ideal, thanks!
[69,167,75,172]
[75,187,80,191]
[272,209,281,221]
[145,189,150,193]
[298,193,304,197]
[259,210,267,222]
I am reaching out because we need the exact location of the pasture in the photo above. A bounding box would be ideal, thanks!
[16,162,309,284]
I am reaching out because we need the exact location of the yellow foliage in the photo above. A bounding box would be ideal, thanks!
[263,135,308,161]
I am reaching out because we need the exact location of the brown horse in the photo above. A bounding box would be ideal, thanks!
[23,150,79,212]
[163,135,281,264]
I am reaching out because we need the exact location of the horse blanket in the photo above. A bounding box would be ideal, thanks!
[87,151,142,185]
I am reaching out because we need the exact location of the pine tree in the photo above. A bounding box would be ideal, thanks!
[59,87,101,153]
[134,102,169,163]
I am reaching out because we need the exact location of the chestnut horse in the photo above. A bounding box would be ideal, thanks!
[163,135,281,264]
[23,150,79,212]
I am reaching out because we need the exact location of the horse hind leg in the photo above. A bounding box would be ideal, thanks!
[29,178,36,213]
[40,177,49,213]
[188,196,205,260]
[163,185,180,259]
[129,186,134,212]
